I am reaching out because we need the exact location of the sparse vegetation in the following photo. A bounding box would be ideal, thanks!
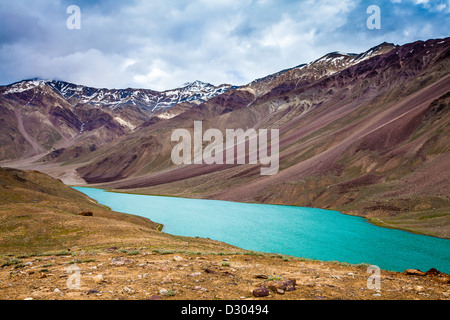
[1,258,22,267]
[166,289,177,297]
[127,250,140,256]
[55,250,71,256]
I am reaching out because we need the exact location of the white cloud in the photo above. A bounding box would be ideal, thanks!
[0,0,448,90]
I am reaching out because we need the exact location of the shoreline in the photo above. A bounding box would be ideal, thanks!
[3,157,447,241]
[1,169,449,301]
[2,246,448,301]
[72,186,450,274]
[76,185,450,241]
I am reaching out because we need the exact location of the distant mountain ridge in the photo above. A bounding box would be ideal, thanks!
[4,78,233,112]
[0,78,233,161]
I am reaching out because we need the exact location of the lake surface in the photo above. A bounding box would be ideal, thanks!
[74,187,450,273]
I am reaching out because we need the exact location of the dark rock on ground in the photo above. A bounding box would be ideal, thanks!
[253,287,270,297]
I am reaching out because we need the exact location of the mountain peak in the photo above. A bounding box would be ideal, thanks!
[182,80,211,88]
[2,77,233,116]
[353,42,396,63]
[2,78,47,95]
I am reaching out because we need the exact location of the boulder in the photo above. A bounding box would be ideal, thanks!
[266,279,296,292]
[204,268,216,274]
[110,257,134,266]
[252,287,270,297]
[93,275,104,283]
[425,268,441,276]
[123,286,135,294]
[159,288,168,295]
[404,269,426,276]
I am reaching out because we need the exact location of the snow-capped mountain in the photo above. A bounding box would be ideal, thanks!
[2,79,47,95]
[0,39,431,163]
[0,78,234,161]
[44,79,233,113]
[2,78,233,114]
[246,42,396,96]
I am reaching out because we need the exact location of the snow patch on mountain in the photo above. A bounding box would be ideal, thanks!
[3,80,46,95]
[42,80,233,114]
[114,116,136,130]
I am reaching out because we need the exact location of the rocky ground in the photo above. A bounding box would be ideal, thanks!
[1,247,449,300]
[0,168,448,301]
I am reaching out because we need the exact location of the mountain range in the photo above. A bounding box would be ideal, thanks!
[1,37,449,238]
[0,78,233,161]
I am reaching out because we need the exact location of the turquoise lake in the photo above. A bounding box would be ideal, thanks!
[74,187,450,273]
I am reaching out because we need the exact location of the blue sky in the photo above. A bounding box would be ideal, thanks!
[0,0,448,90]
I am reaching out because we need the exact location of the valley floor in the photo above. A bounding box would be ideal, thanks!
[1,247,449,300]
[0,166,448,301]
[2,157,449,240]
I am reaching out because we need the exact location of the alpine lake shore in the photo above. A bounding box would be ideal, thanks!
[0,167,449,300]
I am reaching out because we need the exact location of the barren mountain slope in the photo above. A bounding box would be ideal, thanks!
[77,38,450,238]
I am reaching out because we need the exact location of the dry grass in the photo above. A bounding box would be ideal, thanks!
[0,167,449,301]
[0,167,243,256]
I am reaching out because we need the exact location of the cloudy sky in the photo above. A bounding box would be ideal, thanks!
[0,0,448,91]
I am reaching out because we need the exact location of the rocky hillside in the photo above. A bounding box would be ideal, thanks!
[72,37,450,238]
[1,248,449,301]
[245,42,396,97]
[2,37,449,238]
[1,168,448,301]
[0,166,164,253]
[0,79,232,161]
